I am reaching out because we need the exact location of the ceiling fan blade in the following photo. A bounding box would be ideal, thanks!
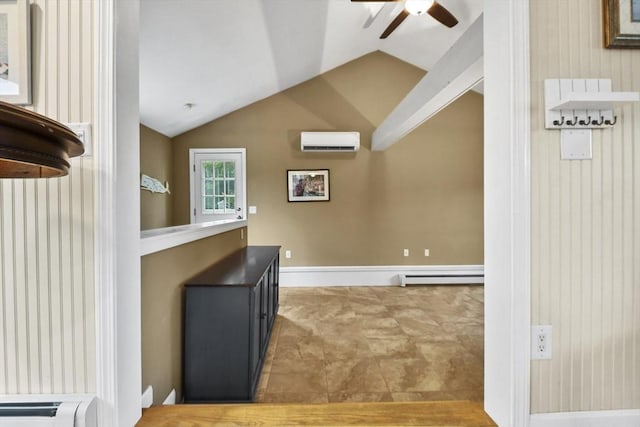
[427,1,458,28]
[380,9,409,39]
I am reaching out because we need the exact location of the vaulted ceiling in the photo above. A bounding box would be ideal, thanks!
[139,0,483,138]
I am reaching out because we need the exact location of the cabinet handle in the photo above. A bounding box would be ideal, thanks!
[260,313,267,319]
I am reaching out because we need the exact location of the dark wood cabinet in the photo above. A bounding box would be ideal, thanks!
[183,246,280,403]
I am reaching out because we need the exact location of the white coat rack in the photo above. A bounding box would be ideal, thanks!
[545,79,640,159]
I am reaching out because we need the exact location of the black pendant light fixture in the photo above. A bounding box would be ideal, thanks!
[0,100,84,178]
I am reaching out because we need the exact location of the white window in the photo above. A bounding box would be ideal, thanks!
[189,148,246,223]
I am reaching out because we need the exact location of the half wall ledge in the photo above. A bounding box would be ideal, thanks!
[140,219,247,256]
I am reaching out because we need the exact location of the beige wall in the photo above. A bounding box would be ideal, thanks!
[0,0,95,394]
[141,228,247,404]
[140,125,174,230]
[531,0,640,412]
[171,51,484,267]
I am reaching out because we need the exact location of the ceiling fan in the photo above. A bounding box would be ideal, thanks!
[352,0,458,39]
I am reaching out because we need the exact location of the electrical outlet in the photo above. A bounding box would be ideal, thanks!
[403,249,409,257]
[285,250,291,259]
[424,249,430,257]
[531,325,552,360]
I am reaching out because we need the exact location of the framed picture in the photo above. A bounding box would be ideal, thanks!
[0,0,30,104]
[603,0,640,48]
[287,169,330,202]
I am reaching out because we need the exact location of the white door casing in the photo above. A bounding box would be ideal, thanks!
[95,1,531,425]
[189,148,246,224]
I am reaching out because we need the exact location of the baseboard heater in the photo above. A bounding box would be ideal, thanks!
[399,272,484,287]
[0,395,96,427]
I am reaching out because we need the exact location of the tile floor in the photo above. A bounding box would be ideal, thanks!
[255,285,484,404]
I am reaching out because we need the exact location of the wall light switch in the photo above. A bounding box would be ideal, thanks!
[66,122,92,157]
[424,249,430,257]
[403,249,409,257]
[249,206,257,214]
[285,250,291,259]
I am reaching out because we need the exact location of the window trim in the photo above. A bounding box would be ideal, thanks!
[189,148,247,224]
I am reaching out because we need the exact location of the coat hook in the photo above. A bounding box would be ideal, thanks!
[566,116,579,126]
[578,116,592,126]
[553,116,565,126]
[604,116,617,126]
[591,116,605,126]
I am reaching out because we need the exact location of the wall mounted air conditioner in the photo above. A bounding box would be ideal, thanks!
[0,394,97,427]
[300,131,360,152]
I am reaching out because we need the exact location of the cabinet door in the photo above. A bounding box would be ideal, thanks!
[184,287,251,402]
[250,287,261,379]
[272,256,279,315]
[266,265,274,323]
[259,277,269,353]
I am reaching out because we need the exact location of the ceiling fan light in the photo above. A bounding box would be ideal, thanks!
[405,0,433,16]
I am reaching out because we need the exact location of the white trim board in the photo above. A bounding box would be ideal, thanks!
[94,0,116,425]
[95,0,141,425]
[279,265,484,287]
[483,0,531,425]
[530,410,640,427]
[140,219,246,256]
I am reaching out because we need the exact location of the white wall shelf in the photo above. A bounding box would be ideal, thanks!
[548,91,639,111]
[545,79,640,161]
[545,79,640,130]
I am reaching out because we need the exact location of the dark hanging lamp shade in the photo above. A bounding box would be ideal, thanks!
[0,101,84,178]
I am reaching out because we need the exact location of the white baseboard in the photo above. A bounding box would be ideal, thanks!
[530,409,640,427]
[279,265,484,287]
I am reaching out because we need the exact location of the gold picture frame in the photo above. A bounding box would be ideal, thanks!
[604,0,640,48]
[0,0,31,104]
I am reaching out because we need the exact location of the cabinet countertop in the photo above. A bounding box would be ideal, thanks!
[185,246,281,288]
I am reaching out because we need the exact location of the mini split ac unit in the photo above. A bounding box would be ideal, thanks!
[0,394,96,427]
[300,131,360,152]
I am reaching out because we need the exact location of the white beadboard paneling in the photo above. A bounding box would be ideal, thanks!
[0,0,95,394]
[531,0,640,413]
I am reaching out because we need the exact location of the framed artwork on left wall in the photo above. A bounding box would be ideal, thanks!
[0,0,30,104]
[603,0,640,48]
[287,169,330,202]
